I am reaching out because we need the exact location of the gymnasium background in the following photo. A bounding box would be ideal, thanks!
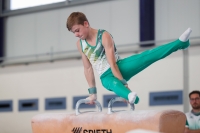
[0,0,200,133]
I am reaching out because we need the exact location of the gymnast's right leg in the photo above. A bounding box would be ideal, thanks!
[101,74,140,104]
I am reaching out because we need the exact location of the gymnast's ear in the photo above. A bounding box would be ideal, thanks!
[84,21,90,27]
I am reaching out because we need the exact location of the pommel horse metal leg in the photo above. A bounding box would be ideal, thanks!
[75,99,102,115]
[108,97,135,114]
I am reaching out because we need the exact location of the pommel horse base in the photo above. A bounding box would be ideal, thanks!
[31,98,186,133]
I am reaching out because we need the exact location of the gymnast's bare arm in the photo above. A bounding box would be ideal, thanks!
[102,32,124,81]
[76,40,96,104]
[76,40,96,88]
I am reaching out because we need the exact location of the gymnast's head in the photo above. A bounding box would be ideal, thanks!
[66,12,90,39]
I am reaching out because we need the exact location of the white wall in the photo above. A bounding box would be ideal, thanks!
[155,0,200,40]
[1,0,200,133]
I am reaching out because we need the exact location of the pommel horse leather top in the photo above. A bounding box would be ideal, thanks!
[31,109,186,133]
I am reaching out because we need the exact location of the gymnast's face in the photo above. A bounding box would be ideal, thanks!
[189,93,200,110]
[71,21,89,40]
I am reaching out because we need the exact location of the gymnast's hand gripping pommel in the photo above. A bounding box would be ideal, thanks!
[75,87,103,115]
[85,87,97,104]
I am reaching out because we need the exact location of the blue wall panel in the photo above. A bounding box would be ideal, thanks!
[18,99,38,111]
[0,100,12,112]
[149,90,183,106]
[45,97,66,110]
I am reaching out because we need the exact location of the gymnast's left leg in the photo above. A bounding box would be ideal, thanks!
[118,28,192,81]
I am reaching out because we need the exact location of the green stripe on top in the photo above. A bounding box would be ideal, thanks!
[82,29,106,61]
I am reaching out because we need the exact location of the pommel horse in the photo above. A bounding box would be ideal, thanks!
[31,97,186,133]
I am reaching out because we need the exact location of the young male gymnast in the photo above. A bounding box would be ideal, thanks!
[66,12,192,105]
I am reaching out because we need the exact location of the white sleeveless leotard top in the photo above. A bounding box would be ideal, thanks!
[80,29,120,76]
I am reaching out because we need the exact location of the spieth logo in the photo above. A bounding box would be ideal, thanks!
[72,127,112,133]
[72,127,82,133]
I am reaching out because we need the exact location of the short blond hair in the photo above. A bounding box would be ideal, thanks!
[66,12,89,31]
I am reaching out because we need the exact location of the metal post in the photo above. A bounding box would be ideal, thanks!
[183,49,189,113]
